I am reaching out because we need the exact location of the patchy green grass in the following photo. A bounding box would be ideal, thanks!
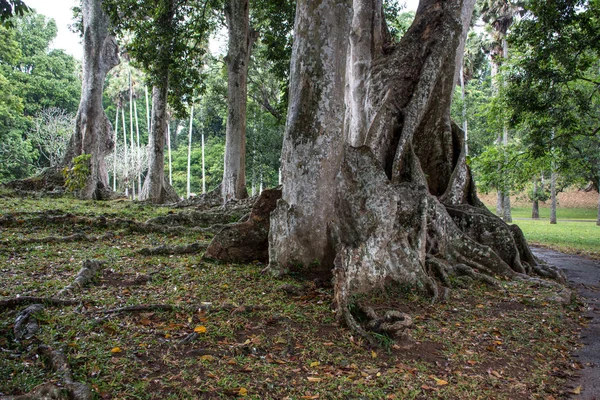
[0,193,585,399]
[510,207,597,221]
[516,219,600,259]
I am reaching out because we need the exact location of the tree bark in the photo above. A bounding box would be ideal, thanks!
[222,0,257,202]
[532,179,539,219]
[268,0,545,340]
[550,169,557,224]
[62,0,119,200]
[597,180,600,226]
[140,85,179,204]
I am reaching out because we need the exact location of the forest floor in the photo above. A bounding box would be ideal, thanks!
[0,190,590,399]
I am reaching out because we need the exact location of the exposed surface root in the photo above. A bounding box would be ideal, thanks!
[204,188,282,263]
[0,297,80,311]
[170,184,223,210]
[360,305,412,339]
[93,304,177,314]
[138,242,208,256]
[14,304,44,341]
[0,383,67,400]
[57,260,105,297]
[7,232,115,245]
[38,345,92,400]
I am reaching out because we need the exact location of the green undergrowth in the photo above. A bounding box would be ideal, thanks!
[0,193,585,399]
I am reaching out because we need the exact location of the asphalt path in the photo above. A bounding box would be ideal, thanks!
[532,247,600,399]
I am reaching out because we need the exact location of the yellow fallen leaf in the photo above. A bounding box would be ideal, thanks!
[165,333,171,339]
[310,361,320,368]
[238,387,248,396]
[110,347,122,353]
[200,355,215,362]
[371,350,377,358]
[430,376,448,386]
[194,326,207,333]
[570,386,582,394]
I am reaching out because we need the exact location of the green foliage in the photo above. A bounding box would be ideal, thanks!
[387,10,415,41]
[62,153,91,193]
[0,10,81,182]
[472,141,537,194]
[504,0,600,182]
[104,0,218,117]
[0,0,30,27]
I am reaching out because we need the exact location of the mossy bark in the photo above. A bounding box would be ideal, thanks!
[62,0,119,200]
[268,0,550,340]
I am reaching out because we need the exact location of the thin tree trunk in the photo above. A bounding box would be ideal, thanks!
[113,105,119,191]
[187,105,194,198]
[167,123,172,185]
[129,72,135,199]
[497,192,504,216]
[201,131,206,194]
[140,85,179,204]
[134,99,141,198]
[62,0,119,199]
[532,179,539,219]
[597,179,600,226]
[460,65,468,155]
[222,0,257,202]
[550,168,557,224]
[121,107,128,197]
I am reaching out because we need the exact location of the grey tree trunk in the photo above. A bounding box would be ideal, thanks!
[62,0,119,200]
[550,169,557,224]
[139,86,179,204]
[267,0,553,342]
[597,180,600,226]
[112,105,119,191]
[222,0,257,202]
[187,105,194,198]
[532,179,539,219]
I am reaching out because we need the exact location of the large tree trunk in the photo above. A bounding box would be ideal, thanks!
[222,0,257,202]
[139,85,179,204]
[62,0,119,200]
[269,0,554,341]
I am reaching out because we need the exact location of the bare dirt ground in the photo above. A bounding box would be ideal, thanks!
[533,247,600,399]
[479,190,599,209]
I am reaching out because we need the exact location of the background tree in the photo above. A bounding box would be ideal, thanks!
[0,11,81,182]
[0,0,29,26]
[504,0,600,224]
[62,0,119,199]
[480,0,523,222]
[104,0,217,203]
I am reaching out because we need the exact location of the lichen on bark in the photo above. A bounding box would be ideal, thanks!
[62,0,119,200]
[268,0,559,342]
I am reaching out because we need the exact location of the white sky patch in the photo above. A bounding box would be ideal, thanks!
[21,0,419,61]
[25,0,82,60]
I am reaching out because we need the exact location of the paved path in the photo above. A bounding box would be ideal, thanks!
[532,247,600,399]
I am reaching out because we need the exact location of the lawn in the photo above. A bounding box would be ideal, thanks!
[485,205,600,259]
[0,192,585,399]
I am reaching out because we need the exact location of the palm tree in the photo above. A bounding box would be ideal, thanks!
[480,0,523,222]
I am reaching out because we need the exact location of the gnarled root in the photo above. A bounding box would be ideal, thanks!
[57,260,104,297]
[330,147,538,344]
[38,345,92,400]
[138,242,207,256]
